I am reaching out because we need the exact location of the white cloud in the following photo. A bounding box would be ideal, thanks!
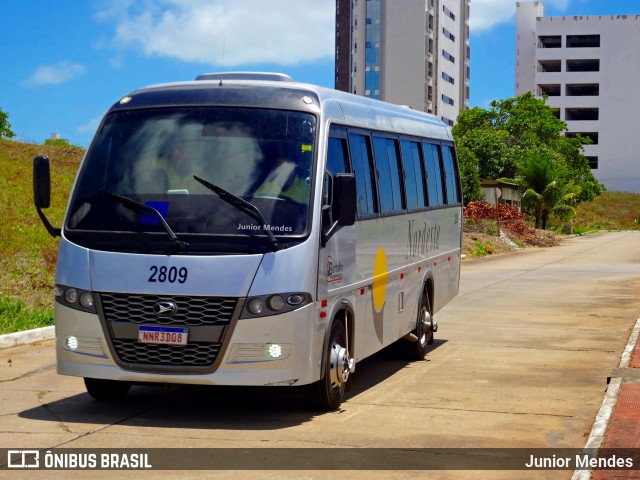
[97,0,335,67]
[23,61,87,86]
[77,114,104,135]
[471,0,572,32]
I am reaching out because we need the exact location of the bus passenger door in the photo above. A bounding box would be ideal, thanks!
[318,131,357,350]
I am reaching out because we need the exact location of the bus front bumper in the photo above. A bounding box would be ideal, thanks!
[54,303,324,387]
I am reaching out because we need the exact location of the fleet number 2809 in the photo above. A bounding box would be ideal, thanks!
[148,266,188,283]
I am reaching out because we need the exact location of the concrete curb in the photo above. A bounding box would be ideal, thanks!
[571,313,640,480]
[0,325,55,350]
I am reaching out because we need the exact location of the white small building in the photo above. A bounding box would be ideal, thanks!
[480,179,521,211]
[516,1,640,192]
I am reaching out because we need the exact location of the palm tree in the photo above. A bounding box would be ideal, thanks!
[517,151,580,229]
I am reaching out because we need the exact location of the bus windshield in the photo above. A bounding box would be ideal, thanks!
[65,107,317,254]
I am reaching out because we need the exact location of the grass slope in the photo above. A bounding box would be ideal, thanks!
[570,191,640,232]
[0,138,83,332]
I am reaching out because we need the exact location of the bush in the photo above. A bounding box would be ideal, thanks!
[464,201,535,241]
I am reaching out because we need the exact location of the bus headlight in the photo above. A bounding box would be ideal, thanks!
[267,295,285,311]
[64,288,78,304]
[79,292,95,309]
[248,298,265,315]
[287,294,305,306]
[242,292,311,318]
[55,284,97,314]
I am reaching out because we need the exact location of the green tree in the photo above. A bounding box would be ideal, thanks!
[456,144,484,204]
[453,106,517,181]
[490,93,567,147]
[453,92,602,226]
[554,133,603,202]
[516,150,580,229]
[0,107,16,138]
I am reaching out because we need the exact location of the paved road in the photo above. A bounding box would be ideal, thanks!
[1,231,639,480]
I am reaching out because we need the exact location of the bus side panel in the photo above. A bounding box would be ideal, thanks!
[354,206,461,359]
[428,205,462,314]
[316,203,461,364]
[317,224,357,347]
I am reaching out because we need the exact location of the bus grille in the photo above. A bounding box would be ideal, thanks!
[99,293,237,326]
[112,339,220,366]
[98,293,238,369]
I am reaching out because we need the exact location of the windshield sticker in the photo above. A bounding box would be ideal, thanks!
[237,223,293,233]
[301,144,312,152]
[141,201,169,225]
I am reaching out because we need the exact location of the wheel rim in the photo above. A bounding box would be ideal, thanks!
[329,338,349,389]
[418,305,431,348]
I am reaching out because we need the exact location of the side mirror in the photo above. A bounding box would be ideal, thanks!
[333,173,356,227]
[322,173,356,246]
[33,156,61,237]
[33,156,51,209]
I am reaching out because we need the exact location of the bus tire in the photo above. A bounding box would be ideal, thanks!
[408,291,434,360]
[304,320,348,411]
[84,378,131,401]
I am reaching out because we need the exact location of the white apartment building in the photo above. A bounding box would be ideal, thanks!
[335,0,470,126]
[516,1,640,192]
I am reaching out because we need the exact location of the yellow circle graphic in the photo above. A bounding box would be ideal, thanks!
[372,247,388,312]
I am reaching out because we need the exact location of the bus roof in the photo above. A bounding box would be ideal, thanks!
[109,73,453,142]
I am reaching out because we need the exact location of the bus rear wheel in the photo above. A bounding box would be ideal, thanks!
[84,378,131,401]
[407,292,434,360]
[304,320,349,411]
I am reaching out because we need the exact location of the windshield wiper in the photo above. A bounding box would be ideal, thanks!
[193,176,282,251]
[99,190,188,250]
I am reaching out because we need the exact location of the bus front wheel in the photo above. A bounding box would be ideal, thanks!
[304,320,348,411]
[84,378,131,401]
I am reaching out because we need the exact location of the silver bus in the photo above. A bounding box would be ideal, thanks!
[33,72,462,410]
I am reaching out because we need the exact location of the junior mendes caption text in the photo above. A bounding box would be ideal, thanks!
[525,453,634,469]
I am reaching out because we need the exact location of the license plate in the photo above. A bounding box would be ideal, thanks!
[138,326,188,346]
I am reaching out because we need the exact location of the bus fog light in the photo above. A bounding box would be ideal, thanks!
[64,288,78,303]
[248,298,265,315]
[267,343,283,359]
[268,295,285,311]
[66,336,79,350]
[79,292,95,309]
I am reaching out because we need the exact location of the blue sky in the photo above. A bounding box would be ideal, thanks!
[1,0,639,147]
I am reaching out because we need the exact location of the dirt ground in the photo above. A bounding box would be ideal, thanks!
[462,227,561,257]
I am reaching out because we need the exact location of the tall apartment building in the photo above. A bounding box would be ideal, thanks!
[335,0,470,126]
[516,1,640,192]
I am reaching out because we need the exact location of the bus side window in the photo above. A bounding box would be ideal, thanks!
[422,142,445,207]
[349,133,378,217]
[442,145,460,205]
[325,136,349,216]
[327,137,349,177]
[372,136,404,214]
[400,140,426,210]
[387,139,406,212]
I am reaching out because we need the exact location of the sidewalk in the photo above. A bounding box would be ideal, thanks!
[584,315,640,480]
